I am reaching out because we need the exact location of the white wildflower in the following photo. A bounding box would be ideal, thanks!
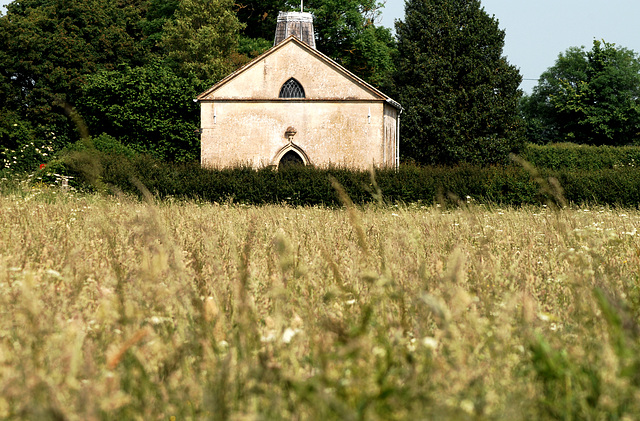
[282,327,301,344]
[261,331,276,343]
[460,399,474,414]
[407,338,417,352]
[372,346,386,357]
[422,337,438,350]
[538,313,550,322]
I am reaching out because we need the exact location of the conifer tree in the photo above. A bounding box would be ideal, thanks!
[394,0,523,166]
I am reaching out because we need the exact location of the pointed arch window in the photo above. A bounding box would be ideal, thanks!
[279,78,305,98]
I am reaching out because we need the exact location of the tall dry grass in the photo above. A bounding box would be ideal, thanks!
[1,185,640,419]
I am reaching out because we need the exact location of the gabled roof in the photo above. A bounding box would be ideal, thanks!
[196,36,402,110]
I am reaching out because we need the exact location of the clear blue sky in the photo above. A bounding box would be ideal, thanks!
[3,0,640,93]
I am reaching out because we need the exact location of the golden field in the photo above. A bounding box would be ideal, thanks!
[1,186,640,420]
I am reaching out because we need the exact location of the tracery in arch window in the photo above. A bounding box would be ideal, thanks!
[279,78,305,98]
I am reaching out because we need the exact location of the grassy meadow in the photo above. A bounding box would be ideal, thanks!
[1,184,640,420]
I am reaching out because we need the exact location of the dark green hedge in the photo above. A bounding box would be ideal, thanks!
[52,150,640,207]
[520,143,640,170]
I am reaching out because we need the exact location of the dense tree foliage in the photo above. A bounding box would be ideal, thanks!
[78,63,201,162]
[138,0,180,57]
[236,0,284,42]
[394,0,524,166]
[0,0,148,148]
[521,40,640,145]
[162,0,245,83]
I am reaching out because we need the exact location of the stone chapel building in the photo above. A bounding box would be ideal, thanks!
[196,11,402,169]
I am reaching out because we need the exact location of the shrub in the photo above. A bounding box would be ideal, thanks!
[520,143,640,170]
[37,148,640,207]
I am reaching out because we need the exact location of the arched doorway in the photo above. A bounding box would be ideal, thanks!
[279,150,305,167]
[273,143,311,168]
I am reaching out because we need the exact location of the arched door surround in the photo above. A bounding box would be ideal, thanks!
[273,143,311,167]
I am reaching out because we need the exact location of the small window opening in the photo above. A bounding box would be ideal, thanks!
[279,78,305,98]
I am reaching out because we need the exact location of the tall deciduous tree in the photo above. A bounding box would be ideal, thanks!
[0,0,148,150]
[79,62,201,162]
[522,40,640,145]
[161,0,245,84]
[394,0,523,166]
[138,0,180,58]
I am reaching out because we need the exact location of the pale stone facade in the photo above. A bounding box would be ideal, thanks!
[197,30,401,169]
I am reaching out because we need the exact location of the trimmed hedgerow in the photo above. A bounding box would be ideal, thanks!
[520,143,640,171]
[55,150,640,207]
[556,169,640,206]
